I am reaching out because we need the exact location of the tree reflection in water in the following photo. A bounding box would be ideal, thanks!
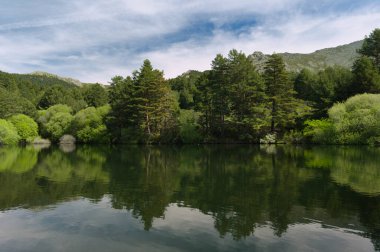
[0,145,379,249]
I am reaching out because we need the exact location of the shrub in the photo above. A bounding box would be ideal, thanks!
[283,130,304,144]
[72,105,110,143]
[0,119,20,145]
[38,104,74,142]
[303,119,336,144]
[45,112,74,141]
[178,109,202,144]
[328,93,380,144]
[305,94,380,144]
[8,114,39,142]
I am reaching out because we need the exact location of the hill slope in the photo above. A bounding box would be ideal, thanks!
[249,40,363,72]
[30,71,82,86]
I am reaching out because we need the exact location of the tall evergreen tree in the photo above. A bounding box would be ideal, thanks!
[194,71,212,135]
[133,60,179,142]
[227,50,268,135]
[359,28,380,70]
[108,60,178,143]
[351,28,380,94]
[208,54,230,137]
[108,76,137,142]
[264,54,309,133]
[352,56,380,94]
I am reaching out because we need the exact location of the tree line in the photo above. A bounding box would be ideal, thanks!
[0,28,380,145]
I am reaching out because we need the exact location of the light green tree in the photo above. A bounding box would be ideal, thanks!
[0,119,20,145]
[8,114,39,142]
[72,105,110,143]
[38,104,73,141]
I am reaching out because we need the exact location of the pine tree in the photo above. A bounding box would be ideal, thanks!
[227,49,268,135]
[208,54,230,137]
[352,56,380,94]
[264,54,309,133]
[108,76,137,141]
[359,28,380,70]
[133,60,178,142]
[108,60,178,143]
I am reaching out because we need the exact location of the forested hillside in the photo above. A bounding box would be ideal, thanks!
[250,40,363,72]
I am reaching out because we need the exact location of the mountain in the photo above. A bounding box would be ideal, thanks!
[249,40,363,72]
[0,71,78,90]
[30,71,82,86]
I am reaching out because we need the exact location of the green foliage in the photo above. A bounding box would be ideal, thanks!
[196,50,268,141]
[45,113,74,141]
[282,130,304,144]
[350,29,380,95]
[1,29,380,145]
[38,104,73,142]
[169,71,201,109]
[72,105,110,143]
[264,54,310,133]
[0,88,37,119]
[351,56,380,93]
[38,86,86,112]
[7,114,38,142]
[227,50,268,134]
[38,104,72,125]
[294,66,353,117]
[303,119,336,144]
[359,28,380,70]
[82,83,108,107]
[108,60,179,143]
[306,93,380,144]
[179,110,202,143]
[0,119,20,145]
[328,93,380,144]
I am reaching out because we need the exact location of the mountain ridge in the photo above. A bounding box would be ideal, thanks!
[249,40,363,73]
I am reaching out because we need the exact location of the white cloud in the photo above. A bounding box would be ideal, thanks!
[0,0,379,83]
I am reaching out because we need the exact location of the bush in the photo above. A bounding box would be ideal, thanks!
[305,94,380,144]
[38,104,74,142]
[303,119,336,144]
[328,93,380,144]
[178,110,202,143]
[8,114,39,142]
[0,119,20,145]
[45,112,74,141]
[72,105,110,143]
[283,130,304,144]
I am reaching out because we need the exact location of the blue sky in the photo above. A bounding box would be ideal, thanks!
[1,0,380,83]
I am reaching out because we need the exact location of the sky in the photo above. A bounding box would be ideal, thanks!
[0,0,380,83]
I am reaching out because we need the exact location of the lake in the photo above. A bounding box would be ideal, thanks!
[0,145,379,251]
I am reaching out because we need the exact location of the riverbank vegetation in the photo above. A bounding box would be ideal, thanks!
[0,29,380,145]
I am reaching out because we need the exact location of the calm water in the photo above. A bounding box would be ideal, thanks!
[0,145,379,251]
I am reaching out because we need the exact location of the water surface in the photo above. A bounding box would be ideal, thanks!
[0,145,379,251]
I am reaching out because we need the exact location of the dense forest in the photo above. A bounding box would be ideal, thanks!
[1,29,380,145]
